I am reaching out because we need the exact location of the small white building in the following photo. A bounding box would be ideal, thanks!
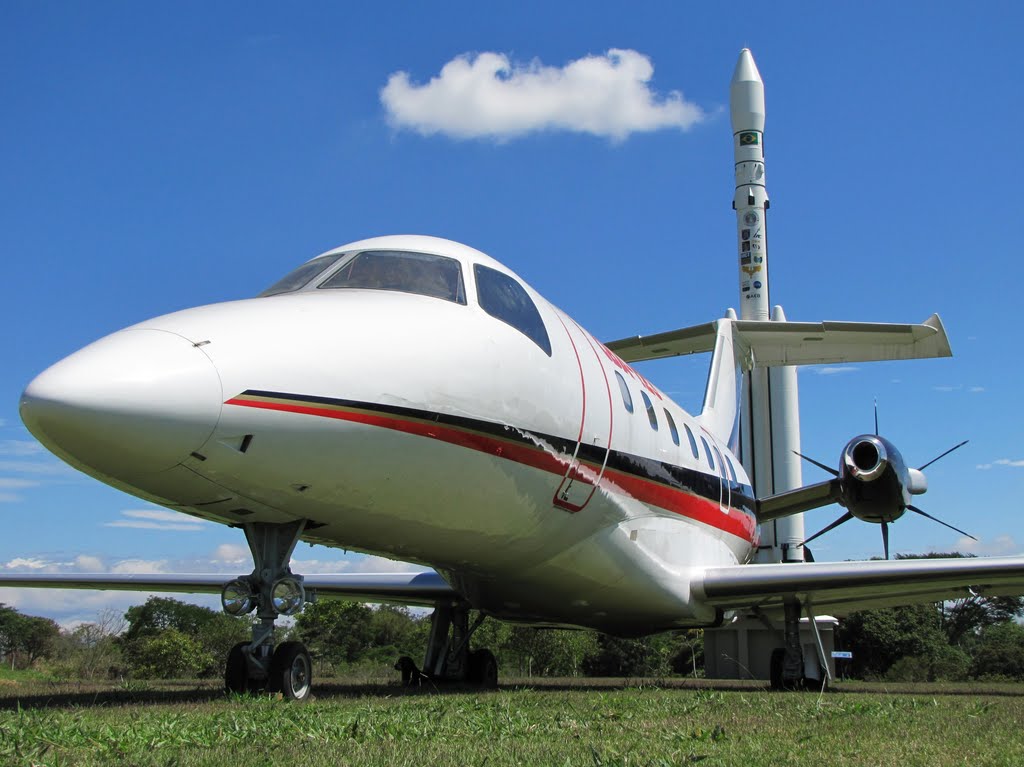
[704,615,839,681]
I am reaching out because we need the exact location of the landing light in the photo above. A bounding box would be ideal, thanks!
[272,577,305,615]
[221,579,255,616]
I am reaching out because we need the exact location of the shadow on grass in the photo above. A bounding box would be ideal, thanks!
[3,675,1022,710]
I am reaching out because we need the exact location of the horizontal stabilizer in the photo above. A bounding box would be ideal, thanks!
[607,314,951,369]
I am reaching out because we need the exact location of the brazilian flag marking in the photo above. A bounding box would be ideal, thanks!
[739,131,759,146]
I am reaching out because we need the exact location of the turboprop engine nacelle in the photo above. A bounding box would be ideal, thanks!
[838,435,926,524]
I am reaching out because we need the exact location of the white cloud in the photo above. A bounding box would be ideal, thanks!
[976,463,992,470]
[110,559,168,575]
[104,520,207,531]
[0,478,40,489]
[954,534,1021,557]
[3,557,51,570]
[0,459,76,476]
[213,543,250,566]
[0,440,44,456]
[103,508,208,532]
[74,554,105,571]
[815,366,859,376]
[381,49,706,141]
[969,386,985,393]
[994,458,1024,468]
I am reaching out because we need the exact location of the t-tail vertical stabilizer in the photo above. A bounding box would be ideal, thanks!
[697,315,741,453]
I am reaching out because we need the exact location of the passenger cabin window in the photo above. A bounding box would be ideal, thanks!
[641,391,658,431]
[319,250,466,304]
[683,424,700,459]
[712,446,725,478]
[700,436,715,470]
[664,409,680,446]
[474,264,551,355]
[259,252,346,297]
[614,372,634,413]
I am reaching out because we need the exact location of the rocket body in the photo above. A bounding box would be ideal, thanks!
[731,49,769,322]
[729,49,804,563]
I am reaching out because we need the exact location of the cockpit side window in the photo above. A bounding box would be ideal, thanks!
[473,264,552,355]
[318,250,466,304]
[258,253,346,297]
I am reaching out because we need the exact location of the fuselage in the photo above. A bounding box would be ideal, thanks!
[21,235,757,634]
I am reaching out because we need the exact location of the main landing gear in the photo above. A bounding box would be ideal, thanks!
[220,520,314,701]
[397,603,499,688]
[767,597,831,691]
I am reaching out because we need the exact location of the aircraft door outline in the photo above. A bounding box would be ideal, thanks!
[553,318,612,512]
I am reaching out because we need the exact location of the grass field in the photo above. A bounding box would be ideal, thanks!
[2,676,1022,766]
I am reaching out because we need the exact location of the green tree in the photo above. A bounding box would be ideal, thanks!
[895,553,1024,646]
[837,603,947,679]
[55,610,125,681]
[126,629,210,679]
[971,622,1024,680]
[582,634,673,677]
[122,597,249,678]
[0,604,60,670]
[294,601,374,666]
[501,627,598,677]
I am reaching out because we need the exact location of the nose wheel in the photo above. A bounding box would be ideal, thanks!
[220,521,314,701]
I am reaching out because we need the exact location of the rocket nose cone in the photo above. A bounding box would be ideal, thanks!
[730,48,765,133]
[731,48,763,85]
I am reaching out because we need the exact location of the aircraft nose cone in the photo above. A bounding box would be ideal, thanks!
[20,329,223,480]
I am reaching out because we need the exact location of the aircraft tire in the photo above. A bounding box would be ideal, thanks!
[769,648,785,691]
[269,641,313,701]
[225,642,250,695]
[469,648,498,689]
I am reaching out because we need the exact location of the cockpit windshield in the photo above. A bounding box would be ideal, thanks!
[318,250,466,304]
[258,253,346,297]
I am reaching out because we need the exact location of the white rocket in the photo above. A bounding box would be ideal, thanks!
[730,49,805,563]
[731,48,769,322]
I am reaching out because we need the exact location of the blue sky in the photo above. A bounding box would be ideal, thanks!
[1,2,1020,625]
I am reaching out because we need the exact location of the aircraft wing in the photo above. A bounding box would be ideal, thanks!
[0,571,457,607]
[692,555,1024,617]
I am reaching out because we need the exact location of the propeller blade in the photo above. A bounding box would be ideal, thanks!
[906,504,977,541]
[917,440,969,471]
[874,399,879,436]
[881,521,889,560]
[793,451,839,477]
[802,511,854,547]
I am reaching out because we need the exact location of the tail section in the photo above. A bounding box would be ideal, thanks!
[697,316,741,452]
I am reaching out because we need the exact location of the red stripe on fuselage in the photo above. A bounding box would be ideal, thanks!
[225,396,756,543]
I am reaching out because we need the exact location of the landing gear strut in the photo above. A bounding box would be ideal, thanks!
[221,520,313,701]
[768,597,830,691]
[401,603,498,688]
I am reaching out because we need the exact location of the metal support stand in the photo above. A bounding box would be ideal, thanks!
[804,598,832,687]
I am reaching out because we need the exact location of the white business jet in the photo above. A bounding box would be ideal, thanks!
[8,233,1024,699]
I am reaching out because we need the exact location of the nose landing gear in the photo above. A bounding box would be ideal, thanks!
[221,520,314,701]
